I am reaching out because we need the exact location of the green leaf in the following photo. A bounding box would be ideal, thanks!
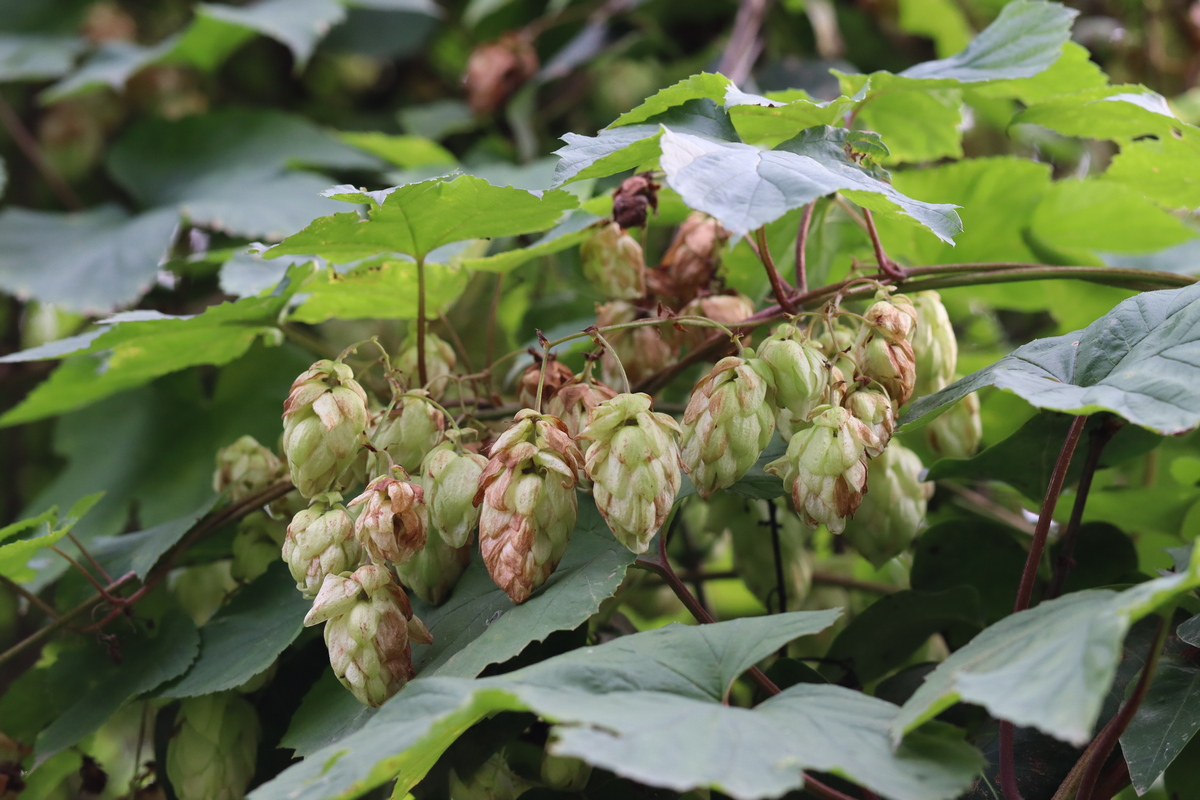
[971,42,1108,104]
[281,671,378,757]
[0,34,85,81]
[1014,88,1186,141]
[0,274,304,426]
[35,610,200,760]
[855,89,962,164]
[1120,643,1200,792]
[266,175,578,263]
[1104,127,1200,209]
[1030,180,1197,255]
[459,210,602,273]
[728,94,858,147]
[901,282,1200,436]
[290,258,470,323]
[338,132,457,168]
[0,493,102,583]
[195,0,346,67]
[0,205,180,314]
[86,498,217,581]
[609,73,732,127]
[657,128,962,241]
[1180,612,1200,647]
[40,38,175,102]
[910,520,1028,624]
[160,563,310,698]
[891,548,1200,746]
[927,411,1161,501]
[826,588,984,684]
[896,0,972,57]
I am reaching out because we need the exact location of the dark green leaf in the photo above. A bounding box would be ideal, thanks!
[87,498,217,581]
[1121,645,1200,793]
[901,282,1200,436]
[911,519,1029,624]
[281,670,377,757]
[1180,612,1200,647]
[196,0,346,67]
[1049,523,1141,593]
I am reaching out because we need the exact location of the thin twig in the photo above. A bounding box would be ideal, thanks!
[939,482,1036,537]
[803,775,861,800]
[0,573,64,621]
[756,226,797,313]
[0,94,81,210]
[810,570,899,595]
[861,209,905,281]
[795,202,815,293]
[717,0,772,84]
[67,531,113,584]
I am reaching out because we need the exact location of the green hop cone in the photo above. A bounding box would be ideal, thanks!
[166,692,260,800]
[450,752,533,800]
[231,511,286,583]
[213,435,283,501]
[373,390,445,473]
[911,291,957,398]
[843,387,894,458]
[545,374,618,438]
[282,492,363,597]
[581,221,646,300]
[395,331,457,397]
[172,562,237,627]
[304,564,433,708]
[348,466,427,566]
[765,405,873,534]
[843,442,933,567]
[758,323,829,434]
[924,391,982,459]
[722,495,813,612]
[580,392,682,554]
[475,410,584,603]
[679,352,776,499]
[395,524,470,606]
[282,360,370,499]
[541,753,592,792]
[422,441,488,548]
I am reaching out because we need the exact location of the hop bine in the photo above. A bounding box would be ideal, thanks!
[475,410,584,603]
[283,492,363,597]
[680,351,776,499]
[166,692,260,800]
[348,466,427,565]
[304,565,432,707]
[580,392,682,554]
[765,405,873,534]
[581,221,647,301]
[282,360,370,498]
[843,442,933,567]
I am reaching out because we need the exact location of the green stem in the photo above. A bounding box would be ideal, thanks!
[587,328,631,394]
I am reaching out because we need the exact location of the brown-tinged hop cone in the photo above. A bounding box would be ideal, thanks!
[395,331,457,398]
[283,492,364,597]
[758,323,829,436]
[517,352,576,410]
[421,439,488,548]
[855,294,918,407]
[911,290,957,398]
[282,360,370,499]
[464,31,538,116]
[649,211,728,306]
[679,350,777,499]
[676,292,754,351]
[843,442,933,567]
[348,465,427,565]
[579,392,682,554]
[581,221,647,301]
[373,390,446,473]
[594,300,675,387]
[546,371,619,438]
[166,692,260,800]
[765,405,874,534]
[474,409,584,603]
[304,565,433,708]
[611,172,659,230]
[213,435,284,501]
[924,391,982,460]
[843,387,895,458]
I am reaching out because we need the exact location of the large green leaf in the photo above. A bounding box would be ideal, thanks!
[855,89,962,164]
[1104,127,1200,210]
[1120,643,1200,793]
[657,128,962,241]
[459,209,601,273]
[608,72,732,127]
[160,563,310,698]
[1029,180,1196,255]
[265,175,578,263]
[0,205,180,314]
[891,547,1200,746]
[87,499,218,581]
[196,0,346,67]
[290,258,470,323]
[1014,88,1186,141]
[728,94,858,147]
[901,282,1200,436]
[910,519,1028,624]
[0,494,101,583]
[254,611,982,800]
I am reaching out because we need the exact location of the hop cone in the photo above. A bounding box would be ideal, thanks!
[282,360,370,498]
[213,435,283,501]
[450,752,532,800]
[546,375,618,438]
[676,293,754,351]
[395,523,471,606]
[581,221,646,300]
[595,300,674,387]
[911,291,957,398]
[680,352,776,499]
[724,496,813,612]
[283,492,363,597]
[231,511,286,583]
[925,392,982,459]
[348,466,427,565]
[475,410,583,603]
[422,441,488,548]
[855,294,918,406]
[166,692,260,800]
[649,212,728,305]
[843,442,933,567]
[843,387,894,458]
[395,332,457,397]
[373,391,445,473]
[765,406,873,534]
[304,565,432,707]
[580,392,682,554]
[541,754,592,792]
[759,323,829,433]
[517,354,576,410]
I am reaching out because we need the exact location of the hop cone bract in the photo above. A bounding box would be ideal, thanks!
[283,492,363,597]
[649,211,727,305]
[282,360,369,498]
[546,376,618,438]
[843,442,932,567]
[373,390,445,473]
[680,352,776,499]
[304,565,432,707]
[517,355,577,410]
[213,435,283,501]
[843,387,894,458]
[395,522,471,606]
[676,293,754,351]
[758,323,829,433]
[166,692,260,800]
[580,392,682,554]
[231,511,286,583]
[855,295,918,406]
[348,466,427,565]
[581,221,646,300]
[474,410,583,603]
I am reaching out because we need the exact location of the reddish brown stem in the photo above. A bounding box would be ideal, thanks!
[803,775,861,800]
[861,209,905,281]
[0,95,81,210]
[999,722,1023,800]
[756,226,797,313]
[416,257,428,386]
[795,202,814,294]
